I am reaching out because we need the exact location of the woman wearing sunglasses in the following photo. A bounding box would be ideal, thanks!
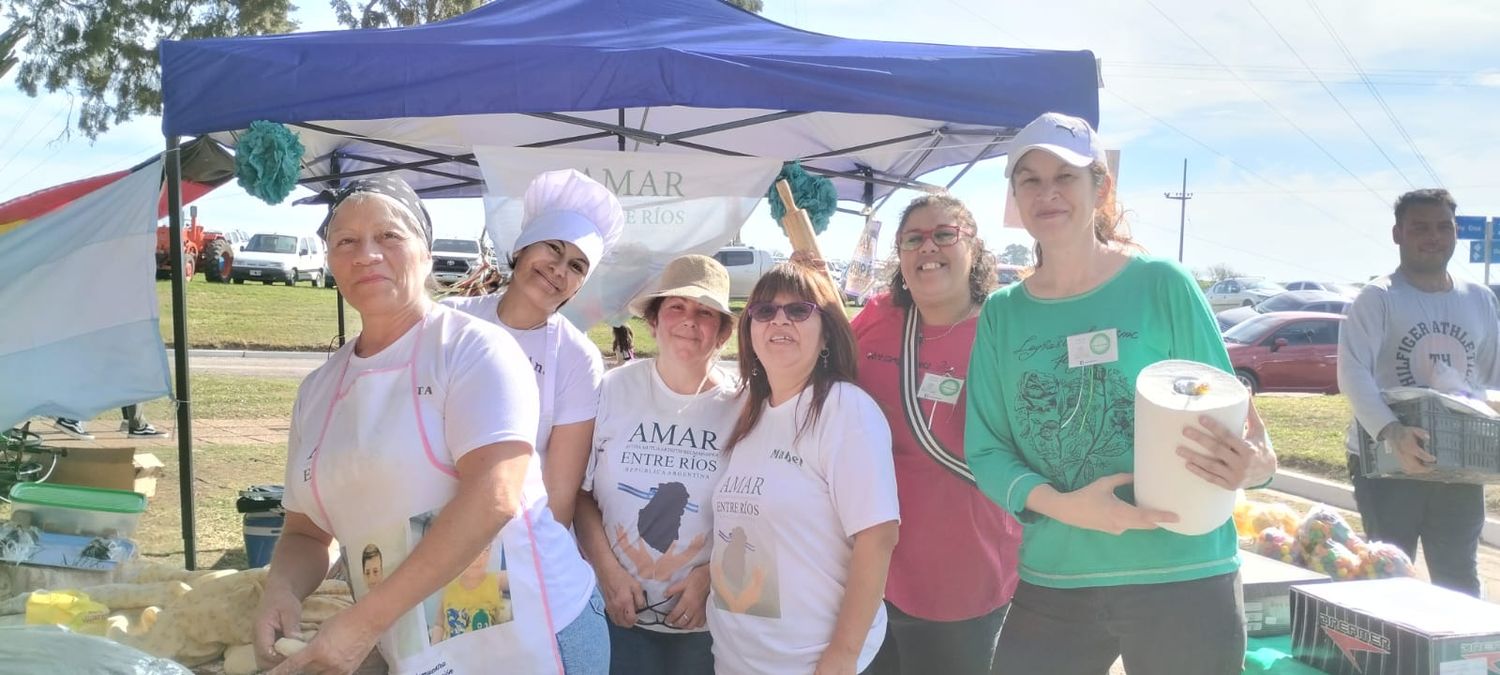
[966,113,1276,674]
[852,194,1021,675]
[708,263,900,675]
[575,255,741,674]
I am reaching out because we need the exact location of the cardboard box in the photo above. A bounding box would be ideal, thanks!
[1292,577,1500,675]
[44,447,162,498]
[1241,551,1331,636]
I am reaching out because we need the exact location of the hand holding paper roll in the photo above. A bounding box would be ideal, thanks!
[1176,411,1278,490]
[1027,475,1181,536]
[1135,360,1277,535]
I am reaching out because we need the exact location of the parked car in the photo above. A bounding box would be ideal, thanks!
[995,263,1025,287]
[713,245,776,298]
[1282,280,1359,300]
[232,232,326,286]
[1215,290,1349,331]
[431,237,483,285]
[1223,311,1345,394]
[1205,277,1286,310]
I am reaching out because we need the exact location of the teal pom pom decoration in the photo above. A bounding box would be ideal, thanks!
[766,161,837,235]
[235,121,305,205]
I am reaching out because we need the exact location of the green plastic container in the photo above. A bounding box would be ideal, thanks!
[8,483,146,537]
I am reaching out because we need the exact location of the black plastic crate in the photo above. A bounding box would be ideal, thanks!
[1358,395,1500,483]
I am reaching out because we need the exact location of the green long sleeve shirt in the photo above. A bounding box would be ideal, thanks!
[965,256,1241,588]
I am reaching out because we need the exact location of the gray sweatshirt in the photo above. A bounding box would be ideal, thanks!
[1337,271,1500,452]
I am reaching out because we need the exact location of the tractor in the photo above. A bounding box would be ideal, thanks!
[155,206,238,282]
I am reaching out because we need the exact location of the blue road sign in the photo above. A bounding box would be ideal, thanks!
[1471,241,1500,264]
[1457,215,1494,240]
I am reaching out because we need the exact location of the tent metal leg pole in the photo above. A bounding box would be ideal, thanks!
[329,155,347,347]
[164,136,197,570]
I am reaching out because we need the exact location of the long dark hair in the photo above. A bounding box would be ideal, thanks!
[886,193,996,308]
[725,262,858,452]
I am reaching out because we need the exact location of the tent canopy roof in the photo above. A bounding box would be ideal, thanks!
[161,0,1100,202]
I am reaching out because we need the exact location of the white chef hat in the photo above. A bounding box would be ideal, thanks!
[511,169,624,286]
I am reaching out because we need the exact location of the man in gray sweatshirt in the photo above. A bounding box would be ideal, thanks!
[1337,188,1500,597]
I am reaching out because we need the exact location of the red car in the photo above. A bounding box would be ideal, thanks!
[1222,311,1345,394]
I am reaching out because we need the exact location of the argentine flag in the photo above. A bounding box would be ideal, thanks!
[0,160,171,429]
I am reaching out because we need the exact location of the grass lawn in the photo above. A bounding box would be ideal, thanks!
[136,373,305,421]
[157,278,360,351]
[76,385,1495,567]
[132,443,287,570]
[1252,395,1351,480]
[162,280,864,360]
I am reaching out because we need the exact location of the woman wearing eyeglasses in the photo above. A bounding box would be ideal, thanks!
[852,194,1021,675]
[707,263,900,675]
[575,255,741,674]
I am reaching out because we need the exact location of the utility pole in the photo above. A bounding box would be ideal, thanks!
[1164,159,1193,263]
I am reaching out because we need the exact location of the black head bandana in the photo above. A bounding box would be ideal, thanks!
[317,175,433,248]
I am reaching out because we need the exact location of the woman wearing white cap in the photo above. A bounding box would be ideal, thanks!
[574,255,740,674]
[964,113,1277,674]
[255,175,605,675]
[446,169,623,530]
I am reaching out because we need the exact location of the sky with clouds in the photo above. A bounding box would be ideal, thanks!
[1,0,1497,285]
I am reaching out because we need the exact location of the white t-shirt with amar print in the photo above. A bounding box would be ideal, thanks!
[583,358,741,633]
[707,382,899,674]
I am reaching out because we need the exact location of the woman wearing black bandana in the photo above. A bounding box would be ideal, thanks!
[254,176,607,674]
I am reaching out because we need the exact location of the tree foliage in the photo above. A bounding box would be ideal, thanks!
[0,24,24,79]
[330,0,479,29]
[1200,263,1243,282]
[8,0,766,138]
[998,243,1033,266]
[4,0,296,137]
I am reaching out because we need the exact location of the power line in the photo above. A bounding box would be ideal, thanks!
[1107,72,1494,89]
[0,105,68,189]
[1306,0,1444,187]
[1104,89,1391,254]
[1245,0,1412,189]
[1192,183,1500,195]
[1109,61,1495,84]
[0,96,41,160]
[1132,213,1341,279]
[1143,0,1391,209]
[941,0,1392,257]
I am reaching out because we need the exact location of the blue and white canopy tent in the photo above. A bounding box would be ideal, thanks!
[158,0,1099,565]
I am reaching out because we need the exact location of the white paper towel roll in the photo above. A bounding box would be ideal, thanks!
[1133,359,1249,536]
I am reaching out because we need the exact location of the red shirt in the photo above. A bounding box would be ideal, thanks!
[851,293,1021,621]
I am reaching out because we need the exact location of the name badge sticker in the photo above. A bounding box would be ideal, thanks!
[917,373,964,404]
[1067,328,1119,368]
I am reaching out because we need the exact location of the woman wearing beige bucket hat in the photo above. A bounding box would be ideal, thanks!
[575,254,740,674]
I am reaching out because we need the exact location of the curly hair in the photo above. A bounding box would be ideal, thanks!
[886,193,996,308]
[1394,188,1457,223]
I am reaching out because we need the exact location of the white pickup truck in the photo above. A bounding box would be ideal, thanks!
[713,246,776,298]
[431,238,484,285]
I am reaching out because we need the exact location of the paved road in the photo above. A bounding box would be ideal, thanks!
[182,351,328,378]
[181,350,724,379]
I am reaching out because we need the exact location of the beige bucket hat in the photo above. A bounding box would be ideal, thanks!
[628,254,733,319]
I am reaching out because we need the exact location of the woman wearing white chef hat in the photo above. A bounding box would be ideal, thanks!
[446,169,624,531]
